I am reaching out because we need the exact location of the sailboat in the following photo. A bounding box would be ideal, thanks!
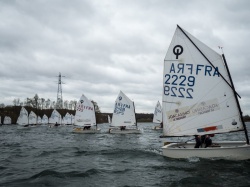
[29,111,37,126]
[161,25,250,160]
[37,116,42,125]
[109,91,142,134]
[49,109,61,127]
[71,114,75,125]
[72,94,100,133]
[152,101,163,130]
[42,114,48,125]
[64,112,72,125]
[3,116,11,125]
[108,115,111,124]
[17,107,29,128]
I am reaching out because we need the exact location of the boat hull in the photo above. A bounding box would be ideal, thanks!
[48,123,62,128]
[17,125,30,129]
[162,141,250,160]
[109,128,142,134]
[72,127,101,134]
[152,126,162,130]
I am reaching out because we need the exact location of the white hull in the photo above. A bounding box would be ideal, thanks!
[72,127,101,134]
[162,141,250,160]
[152,126,162,130]
[109,128,142,134]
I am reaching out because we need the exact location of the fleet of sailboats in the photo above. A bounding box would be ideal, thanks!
[109,91,142,134]
[72,94,100,133]
[1,25,249,161]
[161,25,250,160]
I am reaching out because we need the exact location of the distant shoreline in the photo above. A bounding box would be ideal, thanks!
[1,106,250,124]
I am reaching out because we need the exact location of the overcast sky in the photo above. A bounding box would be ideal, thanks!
[0,0,250,114]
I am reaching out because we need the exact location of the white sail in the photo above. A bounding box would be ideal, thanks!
[64,112,72,124]
[49,109,61,124]
[108,115,111,124]
[153,101,162,124]
[162,25,243,137]
[37,116,42,124]
[111,91,136,127]
[42,114,48,124]
[29,111,37,124]
[71,114,75,125]
[3,116,11,124]
[17,107,29,126]
[74,94,96,126]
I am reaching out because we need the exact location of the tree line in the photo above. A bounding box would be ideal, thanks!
[0,94,101,113]
[0,94,153,124]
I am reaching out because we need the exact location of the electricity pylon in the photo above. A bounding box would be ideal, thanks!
[56,72,65,109]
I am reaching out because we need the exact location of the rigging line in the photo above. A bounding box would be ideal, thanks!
[177,25,240,98]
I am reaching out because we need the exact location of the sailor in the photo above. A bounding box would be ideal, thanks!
[204,134,213,148]
[120,126,126,130]
[160,122,163,128]
[194,135,201,148]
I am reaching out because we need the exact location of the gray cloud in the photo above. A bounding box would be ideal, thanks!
[0,0,250,114]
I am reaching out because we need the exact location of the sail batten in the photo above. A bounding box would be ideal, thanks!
[162,26,243,136]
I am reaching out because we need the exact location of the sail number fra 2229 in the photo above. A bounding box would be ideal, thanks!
[164,74,195,99]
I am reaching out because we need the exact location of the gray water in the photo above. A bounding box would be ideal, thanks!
[1,122,250,187]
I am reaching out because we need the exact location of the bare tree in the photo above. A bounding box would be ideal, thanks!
[45,99,51,109]
[64,100,69,109]
[52,101,56,109]
[13,98,20,106]
[41,98,45,109]
[72,100,77,110]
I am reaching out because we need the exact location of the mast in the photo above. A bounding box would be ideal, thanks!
[133,101,137,127]
[222,54,249,144]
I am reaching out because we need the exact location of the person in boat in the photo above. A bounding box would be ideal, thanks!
[55,122,59,126]
[204,134,213,148]
[83,126,91,130]
[160,122,163,128]
[120,126,126,131]
[200,135,206,147]
[194,135,201,148]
